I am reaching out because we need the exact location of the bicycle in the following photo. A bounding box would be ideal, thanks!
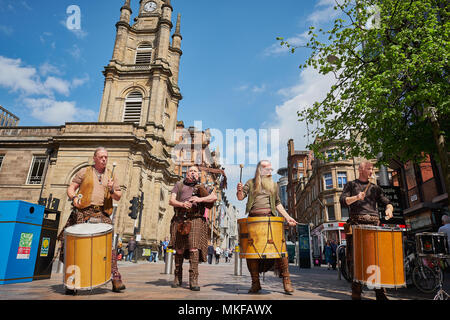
[337,244,352,283]
[404,240,443,294]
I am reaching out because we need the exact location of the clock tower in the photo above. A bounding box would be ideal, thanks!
[98,0,182,145]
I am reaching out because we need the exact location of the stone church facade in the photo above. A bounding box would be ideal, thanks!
[0,0,184,248]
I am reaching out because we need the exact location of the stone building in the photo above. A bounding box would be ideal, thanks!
[286,139,310,222]
[0,0,184,251]
[0,106,19,127]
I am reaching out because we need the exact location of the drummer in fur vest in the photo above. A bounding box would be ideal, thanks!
[237,160,298,295]
[339,160,394,300]
[58,147,125,294]
[169,165,217,291]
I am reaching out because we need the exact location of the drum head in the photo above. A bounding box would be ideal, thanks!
[65,223,112,236]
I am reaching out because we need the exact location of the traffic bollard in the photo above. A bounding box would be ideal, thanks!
[164,249,174,274]
[234,246,242,276]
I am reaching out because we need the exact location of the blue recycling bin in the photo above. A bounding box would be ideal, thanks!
[0,200,45,284]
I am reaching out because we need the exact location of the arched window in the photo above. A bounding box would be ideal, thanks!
[123,91,143,123]
[135,43,152,65]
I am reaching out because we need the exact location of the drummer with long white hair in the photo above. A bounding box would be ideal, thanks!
[57,146,125,294]
[340,160,394,300]
[237,160,297,295]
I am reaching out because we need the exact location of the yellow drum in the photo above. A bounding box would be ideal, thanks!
[64,223,112,290]
[238,217,287,259]
[353,225,405,288]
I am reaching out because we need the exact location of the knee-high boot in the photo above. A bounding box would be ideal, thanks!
[278,257,294,294]
[351,282,362,300]
[189,250,200,291]
[246,259,262,293]
[171,254,184,288]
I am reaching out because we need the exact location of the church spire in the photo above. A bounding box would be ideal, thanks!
[172,13,182,49]
[119,0,132,24]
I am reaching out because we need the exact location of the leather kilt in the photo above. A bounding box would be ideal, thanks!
[170,212,208,262]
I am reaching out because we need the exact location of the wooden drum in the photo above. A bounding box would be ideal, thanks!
[353,225,405,288]
[238,217,287,259]
[64,223,112,290]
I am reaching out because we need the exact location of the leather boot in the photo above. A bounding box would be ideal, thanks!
[189,250,200,291]
[112,279,126,292]
[375,288,389,300]
[351,282,362,300]
[246,259,261,293]
[278,257,294,295]
[171,254,184,288]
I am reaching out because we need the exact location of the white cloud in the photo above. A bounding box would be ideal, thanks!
[44,76,71,96]
[263,31,309,57]
[39,62,63,77]
[0,56,46,95]
[71,74,90,88]
[23,98,97,125]
[307,0,340,24]
[263,66,336,167]
[0,55,93,125]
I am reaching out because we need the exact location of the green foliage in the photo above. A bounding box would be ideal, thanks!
[280,0,449,166]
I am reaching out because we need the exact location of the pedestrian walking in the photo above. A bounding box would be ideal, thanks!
[207,242,214,264]
[215,246,221,264]
[324,240,333,270]
[162,237,169,262]
[331,240,337,270]
[126,237,137,262]
[224,248,229,263]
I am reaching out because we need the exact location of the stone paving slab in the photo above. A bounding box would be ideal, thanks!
[0,258,448,301]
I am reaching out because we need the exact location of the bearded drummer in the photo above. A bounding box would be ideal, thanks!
[340,160,394,300]
[237,160,298,295]
[57,147,125,294]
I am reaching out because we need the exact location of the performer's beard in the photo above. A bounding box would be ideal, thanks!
[260,175,276,194]
[184,175,198,186]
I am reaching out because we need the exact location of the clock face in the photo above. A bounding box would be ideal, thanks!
[144,1,157,12]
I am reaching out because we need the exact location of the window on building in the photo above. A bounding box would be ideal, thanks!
[341,206,349,219]
[181,166,187,178]
[337,171,347,188]
[184,149,191,161]
[299,161,304,168]
[0,154,4,171]
[123,91,143,123]
[327,204,335,221]
[324,173,333,190]
[135,43,153,65]
[27,155,47,184]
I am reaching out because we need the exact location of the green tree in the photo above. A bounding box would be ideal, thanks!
[279,0,449,199]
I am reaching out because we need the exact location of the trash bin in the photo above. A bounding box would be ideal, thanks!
[0,200,45,284]
[33,208,61,280]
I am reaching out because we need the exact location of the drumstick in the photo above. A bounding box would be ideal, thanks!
[363,174,376,194]
[111,162,117,178]
[239,164,244,183]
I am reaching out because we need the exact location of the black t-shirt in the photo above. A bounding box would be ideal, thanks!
[339,179,391,217]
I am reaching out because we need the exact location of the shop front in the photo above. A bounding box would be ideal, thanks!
[311,222,346,265]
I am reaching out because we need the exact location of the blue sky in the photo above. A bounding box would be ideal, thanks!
[0,0,341,215]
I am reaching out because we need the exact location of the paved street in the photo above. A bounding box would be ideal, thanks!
[0,257,448,301]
